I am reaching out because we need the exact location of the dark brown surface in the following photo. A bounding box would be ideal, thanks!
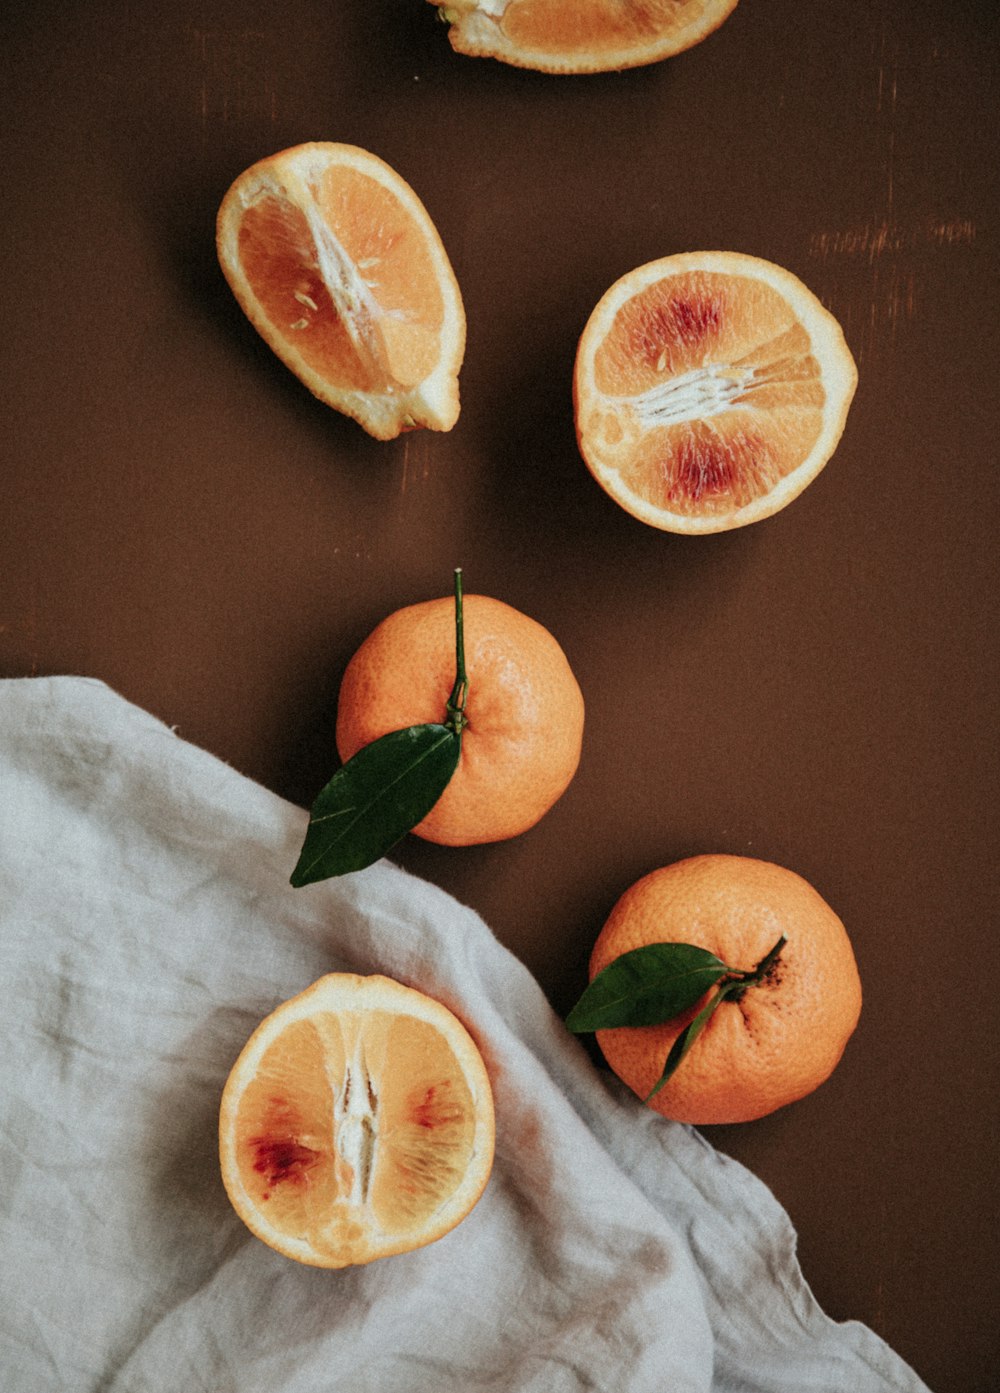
[3,3,998,1388]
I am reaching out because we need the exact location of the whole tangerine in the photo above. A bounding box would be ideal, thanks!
[588,855,862,1124]
[336,592,584,846]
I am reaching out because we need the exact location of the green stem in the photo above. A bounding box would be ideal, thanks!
[726,932,786,1000]
[645,933,787,1100]
[751,933,786,979]
[445,567,468,734]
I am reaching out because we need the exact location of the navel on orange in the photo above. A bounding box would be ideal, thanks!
[219,974,495,1267]
[336,593,585,846]
[431,0,740,74]
[217,142,465,439]
[587,856,862,1124]
[574,252,858,532]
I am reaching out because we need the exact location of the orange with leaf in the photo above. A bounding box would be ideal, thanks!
[567,855,862,1123]
[220,974,495,1267]
[290,570,584,884]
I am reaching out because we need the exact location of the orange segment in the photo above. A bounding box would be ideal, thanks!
[432,0,739,74]
[220,975,494,1267]
[217,143,465,440]
[574,252,858,532]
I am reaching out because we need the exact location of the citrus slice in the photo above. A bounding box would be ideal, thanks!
[431,0,740,74]
[574,251,858,533]
[219,974,495,1267]
[216,142,465,440]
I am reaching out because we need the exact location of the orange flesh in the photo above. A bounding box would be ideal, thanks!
[234,1011,478,1261]
[236,167,445,394]
[500,0,707,53]
[589,272,825,517]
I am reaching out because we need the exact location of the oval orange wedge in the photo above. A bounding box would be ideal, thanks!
[574,251,858,533]
[219,974,495,1267]
[217,142,466,440]
[431,0,740,74]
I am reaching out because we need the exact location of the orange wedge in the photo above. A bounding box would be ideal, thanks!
[431,0,740,74]
[217,142,465,440]
[574,251,858,533]
[219,974,495,1268]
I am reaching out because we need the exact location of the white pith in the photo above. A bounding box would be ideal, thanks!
[448,0,507,15]
[297,191,397,387]
[629,362,756,426]
[333,1027,379,1208]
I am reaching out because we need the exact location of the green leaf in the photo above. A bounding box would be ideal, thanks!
[565,942,729,1033]
[645,977,746,1102]
[289,724,461,885]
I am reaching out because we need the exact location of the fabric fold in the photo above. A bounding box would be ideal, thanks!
[0,678,929,1392]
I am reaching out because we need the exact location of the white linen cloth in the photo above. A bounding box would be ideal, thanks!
[0,677,929,1393]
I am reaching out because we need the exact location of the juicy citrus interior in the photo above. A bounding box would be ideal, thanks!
[434,0,740,74]
[335,594,585,847]
[220,975,494,1267]
[589,856,862,1124]
[217,142,465,439]
[574,252,857,532]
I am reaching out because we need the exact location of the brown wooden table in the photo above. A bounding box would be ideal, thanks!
[3,4,997,1388]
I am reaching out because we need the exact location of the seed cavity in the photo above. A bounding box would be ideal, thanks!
[334,1035,379,1207]
[630,362,755,427]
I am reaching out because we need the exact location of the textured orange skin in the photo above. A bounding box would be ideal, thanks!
[336,594,585,846]
[590,855,862,1124]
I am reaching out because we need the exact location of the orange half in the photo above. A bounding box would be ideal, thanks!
[431,0,740,74]
[574,251,858,533]
[219,974,495,1267]
[217,142,466,440]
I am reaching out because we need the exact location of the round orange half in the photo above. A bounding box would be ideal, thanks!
[431,0,740,74]
[217,142,466,440]
[574,251,858,533]
[219,974,495,1267]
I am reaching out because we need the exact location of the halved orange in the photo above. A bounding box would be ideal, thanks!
[219,974,495,1267]
[574,251,858,533]
[217,143,466,440]
[431,0,740,74]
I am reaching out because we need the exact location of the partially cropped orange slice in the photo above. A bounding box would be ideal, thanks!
[431,0,739,74]
[574,252,858,533]
[219,974,494,1267]
[217,143,465,439]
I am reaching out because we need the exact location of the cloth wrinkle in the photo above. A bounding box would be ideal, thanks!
[0,678,931,1393]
